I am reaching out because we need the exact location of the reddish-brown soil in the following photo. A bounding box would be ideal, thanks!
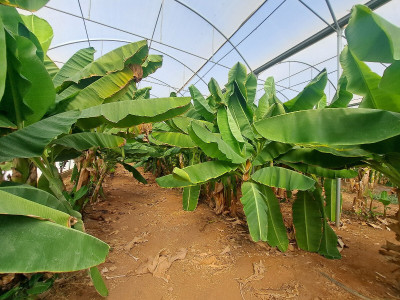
[45,168,400,300]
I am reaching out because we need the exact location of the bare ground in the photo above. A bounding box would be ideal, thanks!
[44,167,400,300]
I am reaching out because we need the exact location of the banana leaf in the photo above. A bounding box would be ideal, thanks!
[52,132,126,150]
[182,185,201,211]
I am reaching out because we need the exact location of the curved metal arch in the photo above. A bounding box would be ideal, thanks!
[257,60,337,92]
[173,0,252,72]
[48,38,208,87]
[147,76,184,96]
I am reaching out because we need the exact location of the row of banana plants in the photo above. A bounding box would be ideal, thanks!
[143,4,400,261]
[0,1,192,297]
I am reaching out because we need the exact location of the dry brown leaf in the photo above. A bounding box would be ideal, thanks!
[124,232,149,251]
[220,246,231,255]
[367,222,383,230]
[135,248,187,282]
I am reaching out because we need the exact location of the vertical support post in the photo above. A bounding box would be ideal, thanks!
[335,27,343,228]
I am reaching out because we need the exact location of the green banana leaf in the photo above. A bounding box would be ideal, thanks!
[66,40,148,85]
[142,54,163,78]
[44,56,59,79]
[77,97,191,129]
[341,46,400,112]
[53,47,95,90]
[324,178,341,222]
[286,162,358,179]
[0,183,71,214]
[20,14,53,54]
[151,131,196,148]
[245,73,257,105]
[121,162,147,184]
[225,62,247,98]
[327,75,353,108]
[227,82,255,140]
[208,78,224,104]
[3,31,55,125]
[156,160,237,188]
[0,111,80,162]
[251,166,315,191]
[0,17,6,100]
[292,191,323,252]
[182,185,201,211]
[189,85,214,122]
[0,190,72,226]
[89,267,108,297]
[171,116,214,134]
[345,5,400,63]
[55,66,138,112]
[278,149,362,169]
[0,215,109,273]
[217,107,244,153]
[52,132,126,150]
[254,108,400,146]
[0,115,16,129]
[262,184,289,251]
[380,61,400,95]
[189,122,245,164]
[313,187,341,259]
[253,142,292,166]
[240,182,269,242]
[283,69,327,112]
[0,0,49,11]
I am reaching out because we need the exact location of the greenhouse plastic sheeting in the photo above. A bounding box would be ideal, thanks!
[22,0,400,102]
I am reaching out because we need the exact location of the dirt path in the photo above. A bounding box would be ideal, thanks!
[47,168,399,300]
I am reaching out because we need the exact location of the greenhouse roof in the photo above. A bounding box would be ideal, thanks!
[25,0,400,102]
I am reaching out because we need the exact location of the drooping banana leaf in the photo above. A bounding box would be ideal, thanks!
[182,185,201,211]
[240,182,269,242]
[151,131,196,148]
[52,132,126,151]
[313,187,341,259]
[89,267,108,297]
[341,46,400,112]
[345,4,400,63]
[120,162,147,184]
[208,78,224,104]
[262,185,289,251]
[251,166,315,191]
[156,160,237,188]
[0,110,80,162]
[189,122,245,164]
[0,215,109,273]
[283,69,327,112]
[254,108,400,146]
[292,191,323,252]
[44,56,59,79]
[77,97,191,129]
[324,178,341,222]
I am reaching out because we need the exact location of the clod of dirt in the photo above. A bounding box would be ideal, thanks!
[135,248,187,282]
[124,232,149,251]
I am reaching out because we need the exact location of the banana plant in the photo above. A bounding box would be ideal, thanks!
[0,2,191,296]
[155,59,359,258]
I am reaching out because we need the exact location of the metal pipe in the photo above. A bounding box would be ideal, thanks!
[335,27,343,228]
